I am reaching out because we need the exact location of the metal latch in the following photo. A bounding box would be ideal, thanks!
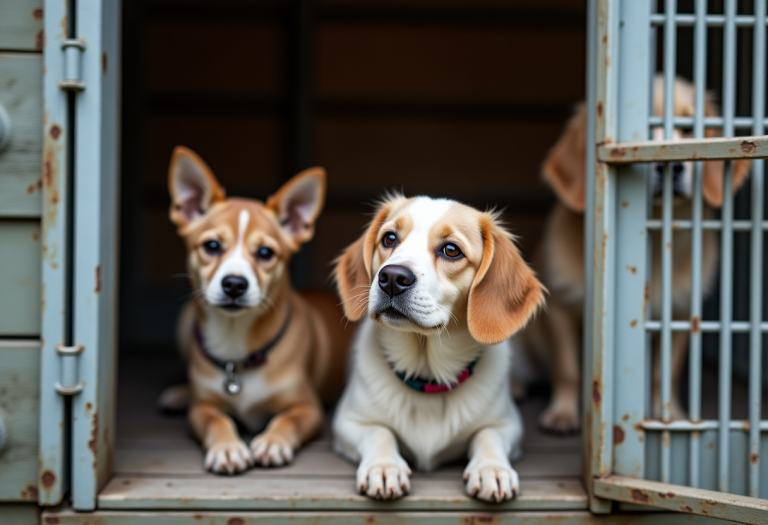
[55,344,84,395]
[59,39,87,92]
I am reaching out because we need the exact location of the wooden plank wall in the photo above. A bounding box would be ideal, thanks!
[120,0,587,347]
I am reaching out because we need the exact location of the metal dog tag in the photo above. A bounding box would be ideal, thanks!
[224,362,241,395]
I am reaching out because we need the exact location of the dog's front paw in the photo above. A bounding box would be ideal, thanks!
[539,397,580,434]
[204,439,253,475]
[357,456,411,500]
[463,461,519,502]
[250,432,295,467]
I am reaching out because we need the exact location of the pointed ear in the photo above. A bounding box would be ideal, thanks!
[701,94,752,207]
[467,215,546,345]
[542,103,587,212]
[266,167,326,246]
[168,146,226,227]
[334,199,396,321]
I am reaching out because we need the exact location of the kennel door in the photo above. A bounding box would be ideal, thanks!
[58,0,121,512]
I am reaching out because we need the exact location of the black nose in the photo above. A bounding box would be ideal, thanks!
[221,275,248,299]
[378,265,416,298]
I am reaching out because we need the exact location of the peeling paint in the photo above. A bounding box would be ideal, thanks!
[630,488,650,504]
[613,425,625,445]
[40,469,56,490]
[20,483,38,500]
[740,141,757,155]
[691,316,701,334]
[592,379,602,406]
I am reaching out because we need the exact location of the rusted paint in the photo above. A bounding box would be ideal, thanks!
[596,101,603,117]
[658,491,676,499]
[44,517,60,525]
[32,231,40,241]
[227,519,245,525]
[89,413,99,460]
[27,179,42,194]
[691,316,701,334]
[20,484,39,500]
[592,379,602,406]
[630,319,638,328]
[32,7,44,20]
[462,517,496,525]
[95,264,101,293]
[50,124,62,140]
[622,414,629,422]
[682,505,693,512]
[102,52,108,74]
[610,148,627,159]
[630,488,650,504]
[740,141,757,155]
[621,200,629,208]
[626,265,637,275]
[35,29,44,51]
[86,401,93,411]
[613,425,625,445]
[750,453,759,464]
[41,469,56,489]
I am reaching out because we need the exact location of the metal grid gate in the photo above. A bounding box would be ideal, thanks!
[585,0,768,522]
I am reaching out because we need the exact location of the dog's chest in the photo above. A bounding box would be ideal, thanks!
[195,365,278,432]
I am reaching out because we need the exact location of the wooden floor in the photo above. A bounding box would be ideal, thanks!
[101,351,586,511]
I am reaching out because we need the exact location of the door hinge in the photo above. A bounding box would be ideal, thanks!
[59,39,87,92]
[55,343,85,395]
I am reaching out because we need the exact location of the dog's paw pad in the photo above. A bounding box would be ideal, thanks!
[463,463,519,503]
[539,403,580,434]
[357,458,411,500]
[250,433,295,467]
[204,440,253,475]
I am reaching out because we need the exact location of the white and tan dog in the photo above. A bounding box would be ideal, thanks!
[333,195,545,502]
[165,147,349,474]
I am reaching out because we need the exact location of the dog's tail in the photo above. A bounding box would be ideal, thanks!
[157,384,190,412]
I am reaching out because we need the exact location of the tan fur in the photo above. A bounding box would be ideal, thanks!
[526,77,752,433]
[167,146,349,473]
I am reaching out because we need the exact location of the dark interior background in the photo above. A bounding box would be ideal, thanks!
[117,0,764,396]
[119,0,588,348]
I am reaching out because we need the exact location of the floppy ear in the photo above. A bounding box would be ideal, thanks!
[334,200,396,321]
[266,167,326,247]
[701,94,752,207]
[542,103,588,212]
[168,146,226,228]
[467,215,546,345]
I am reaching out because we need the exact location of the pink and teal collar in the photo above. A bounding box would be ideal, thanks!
[392,357,479,394]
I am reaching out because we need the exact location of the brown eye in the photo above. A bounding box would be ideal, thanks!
[442,243,462,258]
[382,232,398,247]
[202,240,222,255]
[256,247,274,261]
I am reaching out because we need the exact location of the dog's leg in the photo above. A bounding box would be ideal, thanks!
[539,303,581,433]
[464,423,521,502]
[335,416,411,500]
[189,401,253,475]
[250,400,322,467]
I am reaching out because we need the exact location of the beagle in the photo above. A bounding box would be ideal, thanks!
[164,147,349,474]
[521,76,752,433]
[333,195,545,502]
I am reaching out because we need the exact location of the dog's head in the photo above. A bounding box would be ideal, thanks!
[168,146,325,315]
[334,195,545,346]
[542,76,751,211]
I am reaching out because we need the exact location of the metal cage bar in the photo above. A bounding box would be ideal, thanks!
[688,0,707,489]
[748,0,766,499]
[718,0,737,494]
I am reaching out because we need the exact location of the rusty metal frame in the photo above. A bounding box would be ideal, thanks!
[594,476,768,524]
[598,136,768,164]
[589,0,768,521]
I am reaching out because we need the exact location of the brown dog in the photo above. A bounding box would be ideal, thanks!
[166,146,349,473]
[521,76,752,433]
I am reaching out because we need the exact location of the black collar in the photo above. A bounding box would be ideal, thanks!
[194,308,292,395]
